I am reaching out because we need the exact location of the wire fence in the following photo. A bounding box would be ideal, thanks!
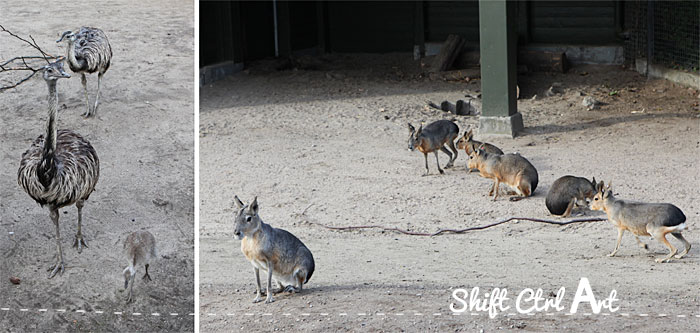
[624,0,699,73]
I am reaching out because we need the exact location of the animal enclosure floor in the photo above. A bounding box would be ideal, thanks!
[199,56,699,332]
[0,1,194,331]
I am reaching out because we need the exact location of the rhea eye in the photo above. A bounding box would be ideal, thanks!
[245,216,252,222]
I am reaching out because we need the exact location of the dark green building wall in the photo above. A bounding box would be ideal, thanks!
[199,0,621,67]
[529,1,618,44]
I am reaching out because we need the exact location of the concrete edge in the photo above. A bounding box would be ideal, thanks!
[199,61,244,87]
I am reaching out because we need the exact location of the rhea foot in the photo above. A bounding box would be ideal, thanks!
[47,260,65,279]
[73,233,88,254]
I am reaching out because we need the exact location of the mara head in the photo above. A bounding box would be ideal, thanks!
[233,195,261,240]
[456,129,474,151]
[407,123,423,151]
[584,177,603,200]
[42,59,71,81]
[56,30,76,43]
[467,144,486,170]
[590,181,612,211]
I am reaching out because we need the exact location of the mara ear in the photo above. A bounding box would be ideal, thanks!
[466,129,473,140]
[234,195,244,210]
[603,189,612,198]
[408,123,415,133]
[476,144,485,155]
[249,196,259,215]
[415,124,423,135]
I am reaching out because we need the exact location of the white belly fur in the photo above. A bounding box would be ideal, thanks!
[250,261,298,286]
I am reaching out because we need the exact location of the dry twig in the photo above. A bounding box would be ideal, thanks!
[307,217,607,237]
[0,24,59,90]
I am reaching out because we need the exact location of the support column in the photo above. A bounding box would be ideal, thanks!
[478,0,523,137]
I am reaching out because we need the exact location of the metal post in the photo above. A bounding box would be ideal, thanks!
[273,0,279,57]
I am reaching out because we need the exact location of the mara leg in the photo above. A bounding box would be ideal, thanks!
[492,179,501,201]
[422,153,429,176]
[273,280,285,294]
[265,261,275,303]
[93,73,103,116]
[650,227,677,263]
[73,200,88,253]
[608,228,624,257]
[509,180,532,202]
[440,146,454,168]
[447,138,459,165]
[48,208,65,278]
[284,272,305,293]
[562,198,577,218]
[671,232,691,259]
[433,151,444,174]
[252,268,263,303]
[81,73,91,117]
[126,272,136,302]
[634,235,649,250]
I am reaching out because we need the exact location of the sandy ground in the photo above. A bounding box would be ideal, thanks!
[0,1,194,332]
[199,55,699,332]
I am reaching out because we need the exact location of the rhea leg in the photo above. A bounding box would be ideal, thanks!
[93,73,103,116]
[671,232,691,258]
[608,228,624,257]
[47,208,65,278]
[81,73,91,118]
[434,151,444,174]
[142,264,152,282]
[73,200,88,253]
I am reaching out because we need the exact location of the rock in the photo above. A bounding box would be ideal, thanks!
[582,96,601,110]
[10,276,20,285]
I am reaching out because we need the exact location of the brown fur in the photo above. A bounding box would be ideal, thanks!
[468,147,538,201]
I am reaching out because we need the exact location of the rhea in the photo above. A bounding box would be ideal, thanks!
[123,231,157,303]
[17,59,100,278]
[57,27,112,118]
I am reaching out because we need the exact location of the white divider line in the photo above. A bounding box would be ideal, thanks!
[114,312,123,315]
[19,309,28,312]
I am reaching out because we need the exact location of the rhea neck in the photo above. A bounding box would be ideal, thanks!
[66,40,86,70]
[39,78,59,188]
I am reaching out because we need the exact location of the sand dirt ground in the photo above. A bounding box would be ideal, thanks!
[0,1,194,331]
[199,55,699,332]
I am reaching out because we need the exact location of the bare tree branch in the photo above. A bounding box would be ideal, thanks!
[307,217,608,237]
[0,24,59,90]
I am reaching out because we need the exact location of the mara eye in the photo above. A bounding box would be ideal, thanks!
[594,198,598,201]
[245,216,251,222]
